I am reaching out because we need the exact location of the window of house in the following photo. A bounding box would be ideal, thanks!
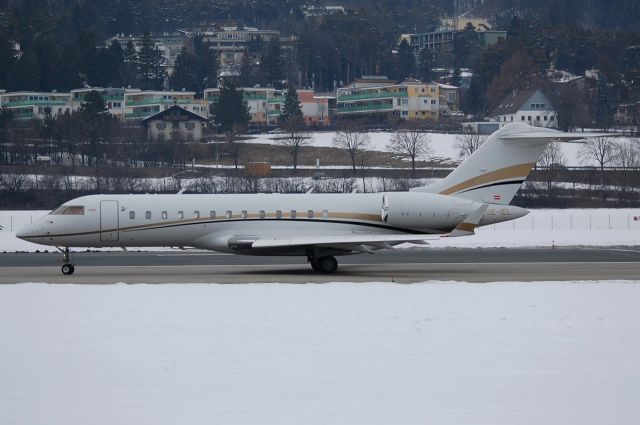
[259,210,265,219]
[322,209,329,218]
[178,211,184,219]
[511,116,514,121]
[402,111,408,116]
[145,211,151,219]
[172,121,179,130]
[528,116,532,121]
[521,116,525,121]
[276,210,282,219]
[431,99,436,104]
[544,116,548,121]
[536,116,540,121]
[193,211,200,219]
[307,210,314,218]
[162,211,168,220]
[129,211,135,219]
[210,211,216,219]
[156,122,166,130]
[241,210,247,219]
[185,122,196,130]
[226,210,232,219]
[550,116,555,121]
[291,210,297,219]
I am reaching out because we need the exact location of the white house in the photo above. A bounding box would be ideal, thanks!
[493,89,557,128]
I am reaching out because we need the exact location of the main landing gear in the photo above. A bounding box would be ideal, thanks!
[57,247,75,275]
[309,255,338,274]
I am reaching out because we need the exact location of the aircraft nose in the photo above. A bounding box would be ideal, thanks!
[15,223,36,240]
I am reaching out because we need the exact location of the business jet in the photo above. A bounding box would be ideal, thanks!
[16,124,598,274]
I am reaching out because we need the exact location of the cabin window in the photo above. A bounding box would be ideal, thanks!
[259,210,265,219]
[129,211,135,219]
[161,211,168,220]
[178,211,184,219]
[210,210,216,219]
[226,210,232,219]
[308,210,314,218]
[322,209,329,218]
[145,211,151,219]
[241,210,247,219]
[50,205,85,215]
[194,211,200,219]
[291,210,297,219]
[276,210,282,219]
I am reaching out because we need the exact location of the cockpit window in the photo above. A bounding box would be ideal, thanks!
[50,205,85,215]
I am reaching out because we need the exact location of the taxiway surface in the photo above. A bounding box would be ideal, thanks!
[1,247,639,283]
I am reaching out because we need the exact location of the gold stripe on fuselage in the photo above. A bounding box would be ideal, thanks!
[438,162,535,195]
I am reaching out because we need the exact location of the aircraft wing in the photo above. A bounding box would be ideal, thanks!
[238,204,489,251]
[249,233,442,249]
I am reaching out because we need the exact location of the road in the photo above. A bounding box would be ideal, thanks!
[0,247,639,284]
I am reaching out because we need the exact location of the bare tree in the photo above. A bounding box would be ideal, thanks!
[387,127,433,171]
[278,117,311,172]
[332,127,371,173]
[612,141,639,202]
[537,142,567,194]
[578,136,617,188]
[455,130,486,159]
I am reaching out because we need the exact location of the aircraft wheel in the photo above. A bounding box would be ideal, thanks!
[318,256,338,274]
[62,263,75,275]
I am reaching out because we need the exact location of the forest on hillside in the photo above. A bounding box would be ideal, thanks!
[0,0,639,118]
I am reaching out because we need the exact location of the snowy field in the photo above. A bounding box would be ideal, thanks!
[249,130,594,166]
[1,282,639,424]
[2,208,639,252]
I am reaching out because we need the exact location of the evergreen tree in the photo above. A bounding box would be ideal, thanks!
[0,31,18,89]
[417,48,433,83]
[397,39,415,80]
[212,82,250,133]
[259,37,285,89]
[451,65,462,88]
[171,48,199,91]
[136,31,164,90]
[193,37,218,92]
[594,75,614,130]
[280,86,303,124]
[122,40,138,87]
[238,54,256,87]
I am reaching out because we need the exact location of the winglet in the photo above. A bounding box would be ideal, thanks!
[447,204,488,237]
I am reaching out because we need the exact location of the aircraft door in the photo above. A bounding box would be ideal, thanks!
[100,200,119,242]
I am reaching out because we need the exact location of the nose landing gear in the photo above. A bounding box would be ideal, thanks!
[308,255,338,273]
[57,247,75,275]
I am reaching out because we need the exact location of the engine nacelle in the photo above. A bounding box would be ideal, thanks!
[381,192,528,231]
[382,192,480,232]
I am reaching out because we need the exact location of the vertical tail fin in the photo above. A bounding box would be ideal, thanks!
[412,124,595,205]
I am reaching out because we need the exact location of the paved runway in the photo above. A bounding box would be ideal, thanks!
[1,247,639,283]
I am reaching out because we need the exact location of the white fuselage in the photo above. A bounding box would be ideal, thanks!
[17,192,527,256]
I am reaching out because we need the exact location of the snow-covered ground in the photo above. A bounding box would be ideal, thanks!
[1,281,639,425]
[248,131,594,166]
[2,209,639,252]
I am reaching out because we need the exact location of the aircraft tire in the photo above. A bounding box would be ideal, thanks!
[310,258,322,272]
[62,264,74,275]
[318,256,338,274]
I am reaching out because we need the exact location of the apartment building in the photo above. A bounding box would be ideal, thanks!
[0,91,73,120]
[106,32,186,68]
[70,87,141,120]
[123,91,208,122]
[204,87,331,126]
[336,79,441,122]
